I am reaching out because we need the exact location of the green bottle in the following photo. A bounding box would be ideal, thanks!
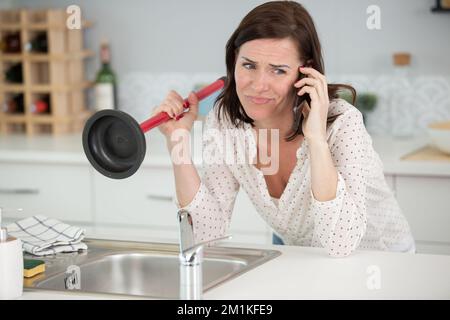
[5,63,23,83]
[95,41,117,110]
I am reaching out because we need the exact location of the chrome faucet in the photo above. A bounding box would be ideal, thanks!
[177,209,231,300]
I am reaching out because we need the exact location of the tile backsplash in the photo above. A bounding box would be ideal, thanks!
[119,72,450,138]
[119,72,222,123]
[329,74,450,138]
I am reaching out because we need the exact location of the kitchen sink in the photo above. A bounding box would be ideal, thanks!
[24,238,281,299]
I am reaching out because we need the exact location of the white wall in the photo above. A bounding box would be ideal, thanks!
[8,0,450,81]
[0,0,12,8]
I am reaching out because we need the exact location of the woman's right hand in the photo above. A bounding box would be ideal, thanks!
[150,90,199,139]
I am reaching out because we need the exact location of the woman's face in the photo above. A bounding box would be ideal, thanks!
[234,38,302,123]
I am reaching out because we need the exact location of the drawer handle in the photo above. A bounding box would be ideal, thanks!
[0,188,40,195]
[147,194,173,202]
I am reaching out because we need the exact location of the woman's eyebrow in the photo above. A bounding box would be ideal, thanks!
[241,56,291,69]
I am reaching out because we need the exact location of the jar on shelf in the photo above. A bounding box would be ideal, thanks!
[5,63,23,83]
[31,95,51,114]
[2,94,24,113]
[25,32,48,53]
[2,32,21,53]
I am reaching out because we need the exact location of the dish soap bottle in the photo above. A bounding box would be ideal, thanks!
[0,208,23,300]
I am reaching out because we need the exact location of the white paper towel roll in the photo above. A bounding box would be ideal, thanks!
[0,237,23,300]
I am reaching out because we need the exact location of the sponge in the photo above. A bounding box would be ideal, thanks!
[23,259,46,278]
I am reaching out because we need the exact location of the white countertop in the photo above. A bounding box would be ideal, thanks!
[3,127,450,300]
[0,131,198,167]
[0,129,449,177]
[17,235,450,300]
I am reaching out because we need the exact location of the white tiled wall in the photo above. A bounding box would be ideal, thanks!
[119,72,450,138]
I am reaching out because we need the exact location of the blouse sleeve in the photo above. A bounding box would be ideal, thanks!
[173,109,240,244]
[308,108,369,257]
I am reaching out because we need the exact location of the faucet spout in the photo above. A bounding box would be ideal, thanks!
[177,209,232,300]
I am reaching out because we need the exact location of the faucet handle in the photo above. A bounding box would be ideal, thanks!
[181,234,232,256]
[180,234,232,263]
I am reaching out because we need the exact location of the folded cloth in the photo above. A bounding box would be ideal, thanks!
[6,215,88,256]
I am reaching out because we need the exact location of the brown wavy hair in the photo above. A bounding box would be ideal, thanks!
[215,1,356,141]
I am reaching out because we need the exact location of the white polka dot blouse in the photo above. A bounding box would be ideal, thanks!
[174,98,415,257]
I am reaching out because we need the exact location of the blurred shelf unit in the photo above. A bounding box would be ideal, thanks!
[431,0,450,12]
[431,6,450,12]
[0,9,94,135]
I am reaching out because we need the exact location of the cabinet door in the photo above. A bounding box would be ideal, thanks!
[94,167,271,244]
[0,162,92,223]
[93,167,179,229]
[395,176,450,248]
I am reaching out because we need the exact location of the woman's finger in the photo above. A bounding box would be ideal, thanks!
[298,85,319,103]
[294,77,325,101]
[170,105,180,118]
[152,105,168,118]
[186,92,199,115]
[299,66,328,99]
[299,66,326,82]
[165,96,185,115]
[175,113,185,121]
[160,103,177,118]
[168,90,184,102]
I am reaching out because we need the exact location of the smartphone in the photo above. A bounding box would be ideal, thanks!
[294,70,310,113]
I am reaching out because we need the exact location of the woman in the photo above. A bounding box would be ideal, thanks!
[151,1,415,257]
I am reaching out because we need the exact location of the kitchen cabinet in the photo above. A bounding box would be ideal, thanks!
[0,162,92,222]
[93,166,272,244]
[394,175,450,254]
[1,157,450,252]
[93,167,177,228]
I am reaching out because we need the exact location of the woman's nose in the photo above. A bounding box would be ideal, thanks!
[251,71,270,92]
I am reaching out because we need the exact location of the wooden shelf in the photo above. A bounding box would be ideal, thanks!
[431,7,450,12]
[0,9,94,135]
[29,114,54,123]
[0,114,27,123]
[0,50,95,61]
[0,54,22,62]
[0,20,93,30]
[0,81,94,93]
[31,81,94,93]
[0,84,25,92]
[0,23,20,30]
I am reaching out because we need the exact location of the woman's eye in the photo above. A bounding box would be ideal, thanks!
[242,63,255,69]
[274,69,286,75]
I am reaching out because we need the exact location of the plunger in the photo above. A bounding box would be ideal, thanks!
[82,77,226,179]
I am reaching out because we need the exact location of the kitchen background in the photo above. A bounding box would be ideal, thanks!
[0,0,449,255]
[3,0,450,133]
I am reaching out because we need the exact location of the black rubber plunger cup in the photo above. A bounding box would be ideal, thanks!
[83,77,226,179]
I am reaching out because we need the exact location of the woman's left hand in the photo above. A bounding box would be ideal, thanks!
[294,66,330,143]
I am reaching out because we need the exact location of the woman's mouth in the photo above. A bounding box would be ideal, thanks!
[247,96,273,105]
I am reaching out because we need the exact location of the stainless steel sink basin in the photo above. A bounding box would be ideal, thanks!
[24,238,281,299]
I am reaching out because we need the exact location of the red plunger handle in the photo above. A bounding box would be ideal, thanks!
[139,77,226,133]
